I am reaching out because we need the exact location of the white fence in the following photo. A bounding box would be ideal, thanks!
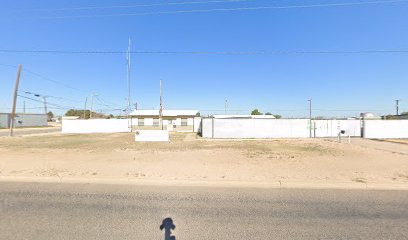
[363,120,408,138]
[62,119,131,133]
[201,118,361,139]
[313,120,361,137]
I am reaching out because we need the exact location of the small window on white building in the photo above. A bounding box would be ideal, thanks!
[181,118,188,126]
[138,118,144,126]
[153,118,159,126]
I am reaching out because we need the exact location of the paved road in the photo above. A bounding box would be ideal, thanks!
[0,127,61,137]
[1,182,408,240]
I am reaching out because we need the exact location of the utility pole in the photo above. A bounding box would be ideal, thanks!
[395,99,400,116]
[43,96,48,115]
[9,64,22,137]
[84,97,88,119]
[127,38,131,115]
[160,80,163,130]
[308,98,312,138]
[225,99,228,114]
[135,102,138,111]
[90,93,95,119]
[23,101,26,114]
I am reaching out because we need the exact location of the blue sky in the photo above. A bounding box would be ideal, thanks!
[0,0,407,117]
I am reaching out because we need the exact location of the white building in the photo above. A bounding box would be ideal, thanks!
[0,113,48,128]
[129,109,201,132]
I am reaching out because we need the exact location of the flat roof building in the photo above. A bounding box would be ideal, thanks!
[0,113,48,128]
[129,109,200,132]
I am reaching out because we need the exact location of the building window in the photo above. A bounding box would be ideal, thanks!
[138,118,144,126]
[181,118,188,126]
[153,118,159,126]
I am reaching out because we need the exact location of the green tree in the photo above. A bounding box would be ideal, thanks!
[251,109,262,115]
[64,109,105,119]
[47,111,54,121]
[273,114,282,119]
[265,112,272,115]
[196,112,201,117]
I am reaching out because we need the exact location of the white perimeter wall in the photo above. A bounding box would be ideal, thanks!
[363,120,408,138]
[202,119,310,138]
[202,118,362,139]
[62,119,130,133]
[313,120,361,137]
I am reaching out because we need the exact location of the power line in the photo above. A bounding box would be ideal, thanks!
[0,62,85,92]
[17,95,75,110]
[32,0,408,19]
[0,63,87,92]
[19,90,83,104]
[95,95,124,109]
[1,49,408,55]
[23,68,85,92]
[20,0,255,12]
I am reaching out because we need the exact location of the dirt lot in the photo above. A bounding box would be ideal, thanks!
[0,132,407,188]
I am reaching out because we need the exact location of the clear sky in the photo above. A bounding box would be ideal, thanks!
[1,0,407,118]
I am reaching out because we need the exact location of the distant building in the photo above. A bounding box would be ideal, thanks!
[0,113,48,128]
[360,112,381,119]
[129,109,200,132]
[62,116,80,120]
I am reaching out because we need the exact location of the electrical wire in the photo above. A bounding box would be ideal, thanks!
[17,95,75,110]
[21,0,256,12]
[0,63,88,92]
[19,90,83,104]
[95,95,124,109]
[32,0,408,19]
[1,49,408,55]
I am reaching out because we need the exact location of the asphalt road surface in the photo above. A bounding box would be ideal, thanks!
[1,182,408,240]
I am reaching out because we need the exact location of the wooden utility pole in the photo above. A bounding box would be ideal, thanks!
[9,64,22,137]
[84,97,88,119]
[90,93,95,119]
[43,96,48,114]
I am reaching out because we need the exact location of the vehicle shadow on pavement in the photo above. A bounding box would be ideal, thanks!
[160,217,176,240]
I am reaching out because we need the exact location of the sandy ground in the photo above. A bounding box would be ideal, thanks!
[0,132,407,189]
